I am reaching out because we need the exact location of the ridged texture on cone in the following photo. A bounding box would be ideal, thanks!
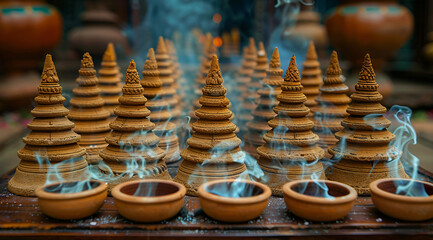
[156,36,181,122]
[301,41,322,116]
[99,60,171,192]
[239,42,268,136]
[166,39,186,112]
[327,54,408,195]
[174,55,249,196]
[233,38,257,117]
[311,51,350,156]
[141,48,180,163]
[190,34,217,121]
[256,55,325,196]
[8,54,88,196]
[244,47,283,160]
[68,52,111,164]
[98,43,122,119]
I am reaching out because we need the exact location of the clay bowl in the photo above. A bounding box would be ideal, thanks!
[283,180,357,222]
[111,179,186,222]
[197,179,271,222]
[35,180,107,220]
[370,178,433,221]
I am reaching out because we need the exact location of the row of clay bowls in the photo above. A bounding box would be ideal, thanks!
[35,178,433,222]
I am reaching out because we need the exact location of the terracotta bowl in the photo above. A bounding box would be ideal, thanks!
[283,180,357,222]
[111,179,186,222]
[35,180,107,220]
[370,178,433,221]
[197,179,271,222]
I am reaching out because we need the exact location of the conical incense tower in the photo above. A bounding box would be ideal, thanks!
[311,51,350,154]
[327,54,408,195]
[190,36,217,120]
[156,36,181,122]
[8,54,88,196]
[98,43,123,119]
[301,41,322,116]
[244,47,283,160]
[99,60,171,191]
[174,55,249,196]
[166,40,186,107]
[239,42,268,135]
[234,38,257,105]
[141,48,180,163]
[257,55,325,196]
[68,52,111,164]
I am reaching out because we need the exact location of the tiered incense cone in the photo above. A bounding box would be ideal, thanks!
[141,48,180,163]
[239,42,268,135]
[156,36,181,123]
[244,47,283,160]
[311,51,350,155]
[235,38,257,106]
[8,54,88,196]
[301,41,322,117]
[99,60,171,191]
[98,43,123,119]
[327,54,408,195]
[256,55,325,197]
[68,52,111,164]
[174,55,249,196]
[166,40,185,106]
[190,36,217,121]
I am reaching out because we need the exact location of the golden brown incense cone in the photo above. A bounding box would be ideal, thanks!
[68,52,111,164]
[98,43,123,119]
[301,41,322,118]
[244,47,283,160]
[174,55,249,196]
[311,51,350,157]
[141,48,180,164]
[99,59,171,192]
[256,55,325,197]
[8,54,88,196]
[327,53,408,195]
[156,36,182,123]
[239,41,268,135]
[235,38,257,107]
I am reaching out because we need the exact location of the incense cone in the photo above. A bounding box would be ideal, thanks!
[141,48,180,164]
[327,54,408,195]
[8,54,89,196]
[244,47,283,160]
[68,52,111,164]
[301,41,322,117]
[256,55,325,197]
[98,43,123,119]
[239,41,268,135]
[174,55,249,196]
[99,60,171,191]
[156,36,182,123]
[311,51,350,155]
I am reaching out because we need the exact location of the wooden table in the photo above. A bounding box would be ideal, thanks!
[1,167,433,239]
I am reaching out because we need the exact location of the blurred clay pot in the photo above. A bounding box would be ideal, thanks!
[35,180,107,220]
[112,179,186,222]
[370,178,433,221]
[198,179,271,222]
[283,180,357,222]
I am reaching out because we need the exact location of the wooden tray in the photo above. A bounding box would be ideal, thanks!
[1,166,433,239]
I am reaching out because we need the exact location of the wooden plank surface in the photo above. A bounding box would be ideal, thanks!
[1,167,433,239]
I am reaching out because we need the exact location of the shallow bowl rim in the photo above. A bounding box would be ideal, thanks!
[35,180,107,200]
[370,178,433,203]
[283,179,357,205]
[197,179,272,205]
[111,179,186,204]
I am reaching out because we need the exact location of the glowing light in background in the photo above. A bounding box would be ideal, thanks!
[213,13,222,23]
[213,36,223,47]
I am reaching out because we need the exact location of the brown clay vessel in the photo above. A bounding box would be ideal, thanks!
[370,178,433,221]
[112,179,186,222]
[35,180,107,220]
[283,179,357,222]
[198,179,271,222]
